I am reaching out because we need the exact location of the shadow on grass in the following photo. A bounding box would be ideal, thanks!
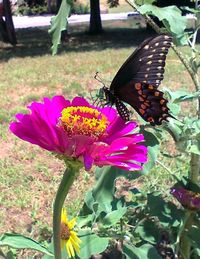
[0,25,157,61]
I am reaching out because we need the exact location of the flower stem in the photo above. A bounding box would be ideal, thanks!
[177,211,195,259]
[53,161,82,259]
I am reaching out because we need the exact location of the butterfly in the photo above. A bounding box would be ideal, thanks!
[101,34,173,126]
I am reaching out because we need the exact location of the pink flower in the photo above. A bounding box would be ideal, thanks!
[170,186,200,211]
[10,96,147,171]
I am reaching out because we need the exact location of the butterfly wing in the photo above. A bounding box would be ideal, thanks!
[116,81,172,125]
[109,34,173,125]
[110,34,172,90]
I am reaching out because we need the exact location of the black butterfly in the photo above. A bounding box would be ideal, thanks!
[101,34,173,126]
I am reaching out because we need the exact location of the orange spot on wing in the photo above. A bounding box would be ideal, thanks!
[160,99,166,105]
[154,91,160,97]
[148,85,154,90]
[135,83,141,90]
[141,104,146,109]
[144,102,150,107]
[147,117,154,123]
[139,109,145,115]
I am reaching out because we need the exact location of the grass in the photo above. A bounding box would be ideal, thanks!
[0,19,197,252]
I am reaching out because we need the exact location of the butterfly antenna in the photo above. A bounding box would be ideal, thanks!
[94,72,105,86]
[93,72,106,106]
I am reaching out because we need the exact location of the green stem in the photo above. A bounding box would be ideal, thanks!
[190,153,200,180]
[171,44,200,90]
[120,219,125,259]
[177,211,195,259]
[163,121,181,143]
[156,160,179,181]
[53,160,82,259]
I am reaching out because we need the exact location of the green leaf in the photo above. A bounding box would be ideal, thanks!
[92,166,118,214]
[6,251,15,259]
[48,0,71,55]
[182,7,199,14]
[123,243,139,259]
[192,119,200,134]
[93,166,141,213]
[80,166,142,223]
[181,118,200,154]
[80,167,124,219]
[187,141,200,155]
[101,206,127,228]
[135,0,155,5]
[187,225,200,248]
[167,102,180,116]
[139,128,159,174]
[123,243,161,259]
[135,219,161,244]
[0,233,53,256]
[77,215,94,228]
[78,233,109,259]
[147,193,183,227]
[193,248,200,256]
[82,189,95,213]
[164,88,189,102]
[142,145,159,174]
[165,88,200,103]
[138,4,187,43]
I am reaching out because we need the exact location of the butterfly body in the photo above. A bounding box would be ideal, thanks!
[103,85,131,121]
[102,34,173,125]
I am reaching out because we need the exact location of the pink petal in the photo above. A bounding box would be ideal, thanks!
[105,137,145,153]
[71,97,90,106]
[43,96,70,125]
[87,138,147,171]
[105,148,147,163]
[102,146,147,164]
[96,159,143,171]
[10,96,72,154]
[100,106,118,122]
[71,135,95,157]
[105,119,138,143]
[83,153,94,171]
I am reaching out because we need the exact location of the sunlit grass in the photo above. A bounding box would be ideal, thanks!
[0,22,197,242]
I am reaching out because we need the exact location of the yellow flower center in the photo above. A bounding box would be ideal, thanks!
[60,222,70,240]
[59,106,109,139]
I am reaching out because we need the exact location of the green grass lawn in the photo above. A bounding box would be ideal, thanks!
[0,21,195,250]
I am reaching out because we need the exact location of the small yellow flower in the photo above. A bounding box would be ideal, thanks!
[60,208,81,258]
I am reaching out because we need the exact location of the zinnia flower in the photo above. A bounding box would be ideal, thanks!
[10,96,147,171]
[170,186,200,211]
[60,208,81,258]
